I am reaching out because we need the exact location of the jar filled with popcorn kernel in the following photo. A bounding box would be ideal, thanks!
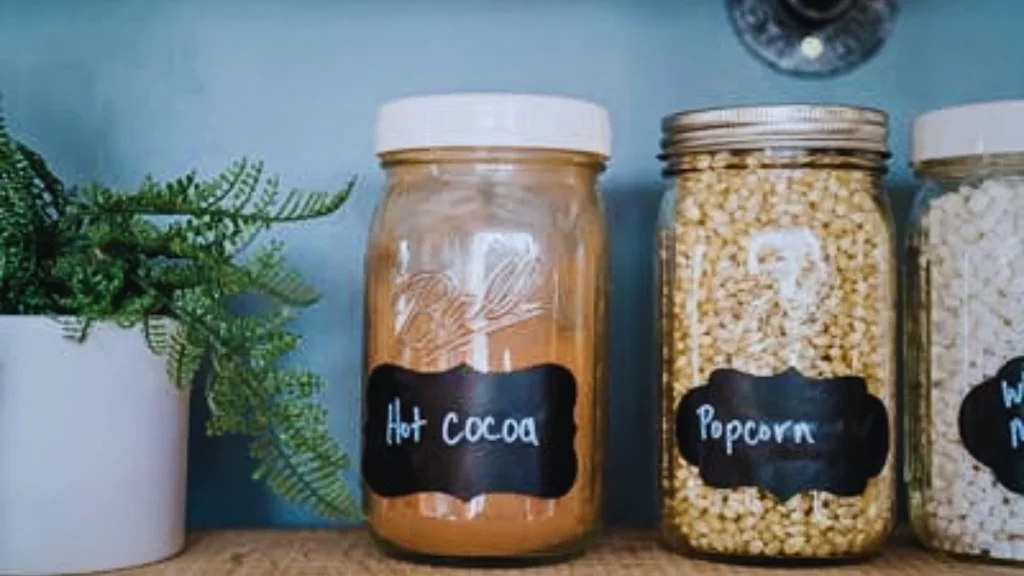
[655,105,898,563]
[907,100,1024,564]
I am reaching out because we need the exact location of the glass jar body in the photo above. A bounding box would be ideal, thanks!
[656,149,898,562]
[362,148,608,564]
[907,154,1024,563]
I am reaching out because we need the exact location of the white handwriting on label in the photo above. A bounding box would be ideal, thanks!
[386,398,428,446]
[696,404,815,456]
[442,413,540,447]
[1000,377,1024,449]
[384,396,540,447]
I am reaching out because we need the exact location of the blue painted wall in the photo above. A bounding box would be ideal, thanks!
[1,0,1022,529]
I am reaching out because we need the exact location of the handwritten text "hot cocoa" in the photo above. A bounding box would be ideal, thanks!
[384,398,540,447]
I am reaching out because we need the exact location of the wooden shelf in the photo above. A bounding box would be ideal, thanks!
[113,529,1023,575]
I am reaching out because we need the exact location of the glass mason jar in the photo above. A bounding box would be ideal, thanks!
[361,93,611,565]
[656,105,898,563]
[907,100,1024,563]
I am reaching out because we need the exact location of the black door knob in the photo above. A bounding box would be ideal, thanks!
[728,0,899,78]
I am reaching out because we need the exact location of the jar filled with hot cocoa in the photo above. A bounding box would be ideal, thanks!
[361,93,611,565]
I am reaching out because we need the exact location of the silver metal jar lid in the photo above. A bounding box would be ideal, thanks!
[659,104,890,156]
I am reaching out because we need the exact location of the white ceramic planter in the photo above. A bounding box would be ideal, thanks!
[0,317,189,575]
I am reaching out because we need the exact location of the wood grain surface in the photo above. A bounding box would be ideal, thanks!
[110,529,1024,575]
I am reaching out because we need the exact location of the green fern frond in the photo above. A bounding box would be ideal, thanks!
[250,428,361,521]
[268,184,354,222]
[227,240,320,306]
[56,316,91,343]
[141,316,175,356]
[160,268,359,520]
[13,142,65,216]
[0,104,67,313]
[165,327,205,389]
[74,166,354,226]
[222,158,267,210]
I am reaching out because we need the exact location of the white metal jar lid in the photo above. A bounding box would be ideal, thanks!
[374,92,612,158]
[912,100,1024,163]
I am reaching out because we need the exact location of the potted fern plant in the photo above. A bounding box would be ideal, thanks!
[0,107,360,575]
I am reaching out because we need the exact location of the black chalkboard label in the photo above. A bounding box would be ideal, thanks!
[361,362,578,502]
[675,367,890,502]
[959,357,1024,495]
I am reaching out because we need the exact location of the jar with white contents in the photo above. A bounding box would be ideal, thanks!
[907,100,1024,563]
